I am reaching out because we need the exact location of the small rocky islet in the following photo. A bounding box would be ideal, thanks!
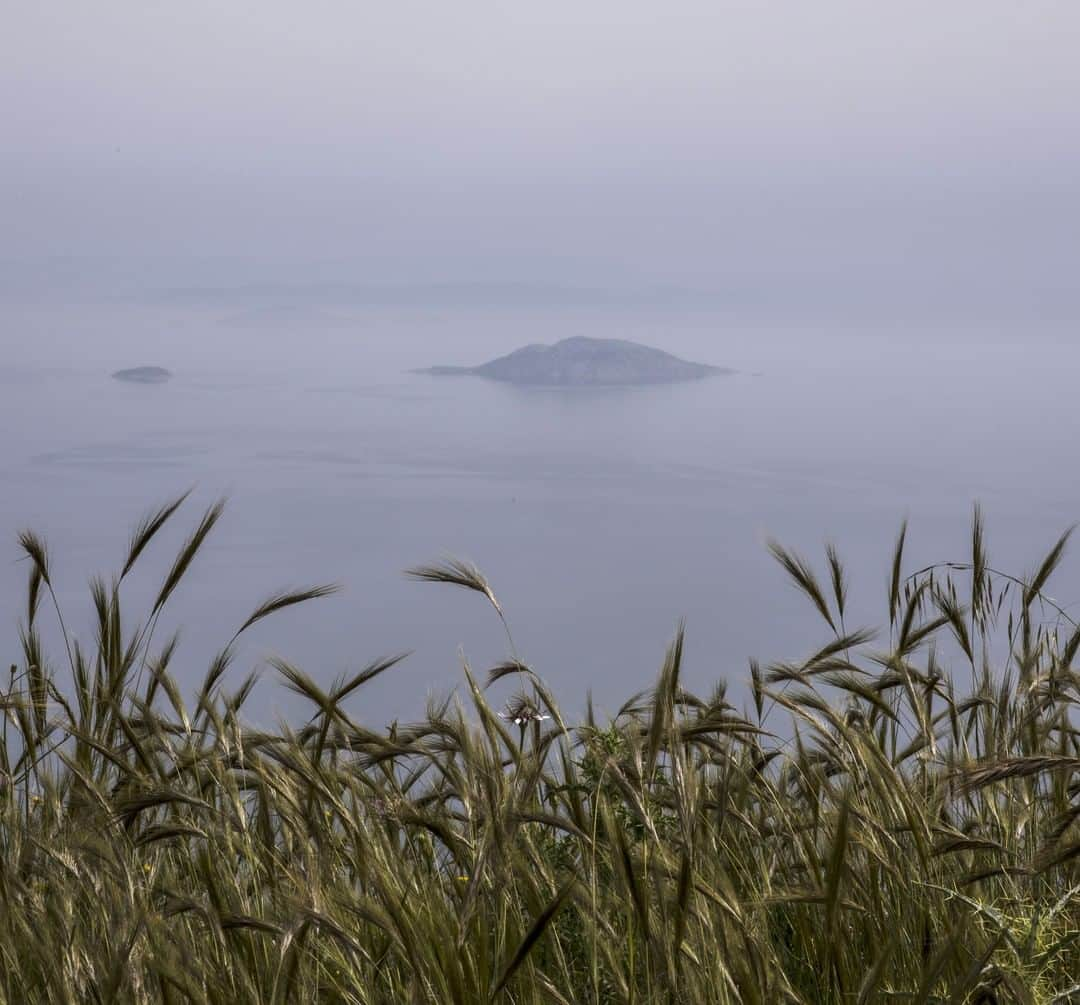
[111,366,173,384]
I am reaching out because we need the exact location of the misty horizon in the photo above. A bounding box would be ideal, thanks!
[4,2,1080,724]
[5,2,1080,322]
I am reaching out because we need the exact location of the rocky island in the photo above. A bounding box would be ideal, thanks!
[111,366,172,384]
[418,336,731,386]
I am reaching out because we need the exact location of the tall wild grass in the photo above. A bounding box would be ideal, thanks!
[2,495,1079,1002]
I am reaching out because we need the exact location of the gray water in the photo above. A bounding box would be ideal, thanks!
[3,299,1078,727]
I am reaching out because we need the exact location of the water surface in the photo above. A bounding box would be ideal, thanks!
[2,300,1076,725]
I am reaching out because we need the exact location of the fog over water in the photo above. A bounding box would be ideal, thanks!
[3,2,1080,722]
[3,300,1079,725]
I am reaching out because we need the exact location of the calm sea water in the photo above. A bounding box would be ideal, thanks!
[3,300,1078,726]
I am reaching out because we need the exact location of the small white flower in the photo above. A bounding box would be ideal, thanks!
[498,696,550,726]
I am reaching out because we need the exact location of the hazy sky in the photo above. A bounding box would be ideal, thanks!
[4,2,1080,310]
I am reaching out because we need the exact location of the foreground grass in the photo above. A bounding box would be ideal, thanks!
[2,496,1080,1003]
